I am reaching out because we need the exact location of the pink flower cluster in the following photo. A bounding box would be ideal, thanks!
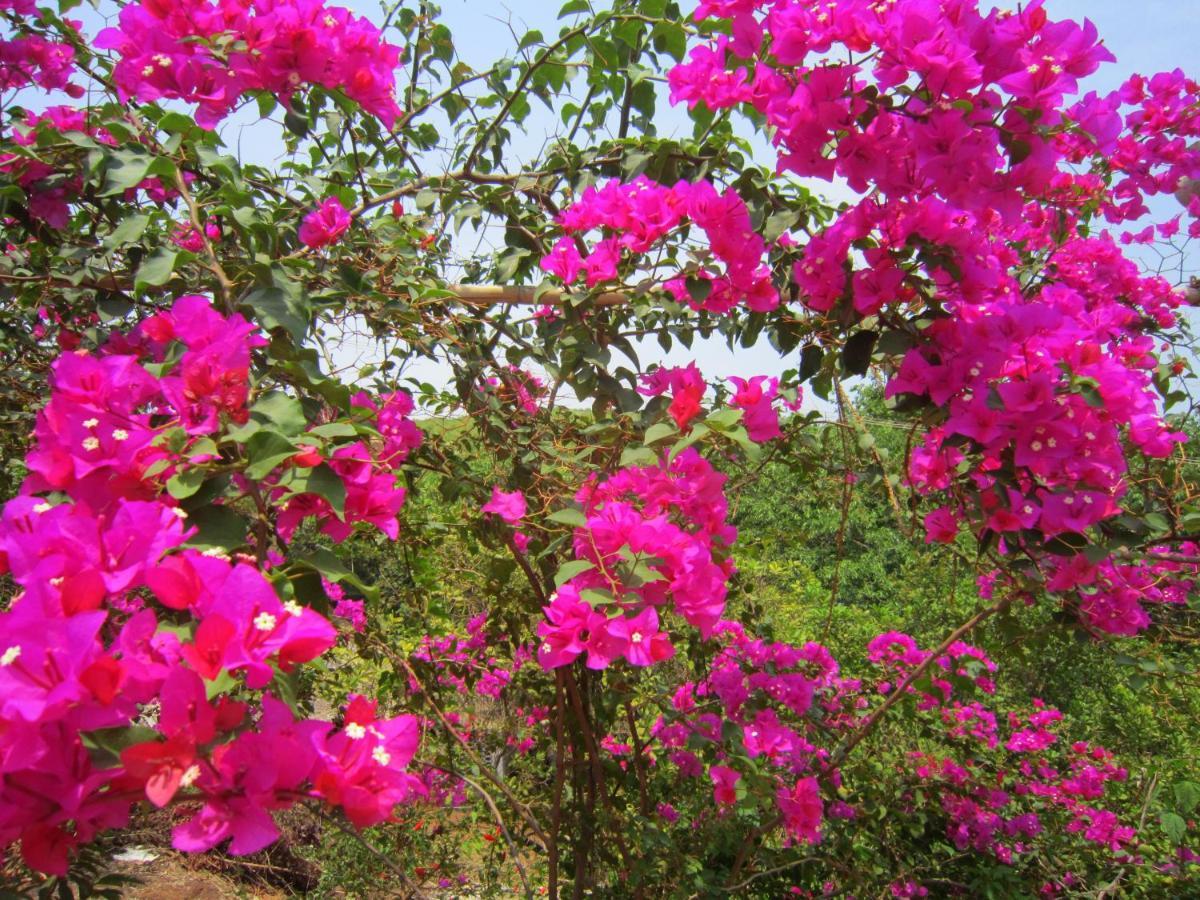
[1,107,102,228]
[1045,545,1200,636]
[1062,69,1200,232]
[171,219,222,252]
[0,10,79,97]
[276,389,420,543]
[908,722,1132,865]
[96,0,403,129]
[643,625,1142,872]
[1,106,192,228]
[0,297,425,873]
[865,633,1136,866]
[480,366,545,417]
[729,375,796,442]
[482,487,531,552]
[654,623,844,844]
[663,0,1198,633]
[675,0,1197,227]
[638,363,707,430]
[540,176,779,314]
[411,614,528,700]
[867,632,998,709]
[299,196,352,249]
[536,448,737,670]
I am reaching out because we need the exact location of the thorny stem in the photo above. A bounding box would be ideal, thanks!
[416,760,534,900]
[830,596,1013,769]
[371,638,550,849]
[173,165,235,308]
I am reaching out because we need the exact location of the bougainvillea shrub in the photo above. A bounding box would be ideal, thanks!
[0,0,1197,895]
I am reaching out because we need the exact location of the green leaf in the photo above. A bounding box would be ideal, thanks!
[245,430,298,480]
[842,330,878,376]
[799,345,824,382]
[554,559,595,586]
[685,276,712,303]
[287,463,346,517]
[99,149,156,196]
[134,249,180,293]
[620,446,658,467]
[105,213,150,248]
[204,668,239,700]
[762,210,797,244]
[580,588,614,607]
[726,425,762,462]
[249,391,307,437]
[1174,781,1200,814]
[186,506,247,551]
[167,467,207,500]
[644,422,676,445]
[308,422,358,439]
[158,111,201,135]
[705,407,742,433]
[298,547,379,603]
[81,725,161,767]
[669,423,710,462]
[518,29,544,50]
[284,105,309,138]
[651,22,687,61]
[1161,812,1188,845]
[244,284,309,342]
[547,507,588,528]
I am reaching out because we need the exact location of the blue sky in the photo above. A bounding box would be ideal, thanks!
[420,0,1194,89]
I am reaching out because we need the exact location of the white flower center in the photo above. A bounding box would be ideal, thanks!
[630,632,643,644]
[82,418,99,428]
[0,646,21,666]
[372,746,392,766]
[32,502,51,514]
[283,600,303,617]
[82,437,100,451]
[112,429,129,442]
[540,642,552,654]
[180,764,201,788]
[345,722,367,740]
[253,612,277,632]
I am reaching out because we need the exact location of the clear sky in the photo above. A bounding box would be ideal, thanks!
[418,0,1195,90]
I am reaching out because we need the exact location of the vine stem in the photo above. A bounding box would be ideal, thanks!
[548,670,567,899]
[305,802,429,898]
[173,166,234,308]
[370,637,550,849]
[562,669,638,885]
[416,760,533,900]
[830,596,1012,769]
